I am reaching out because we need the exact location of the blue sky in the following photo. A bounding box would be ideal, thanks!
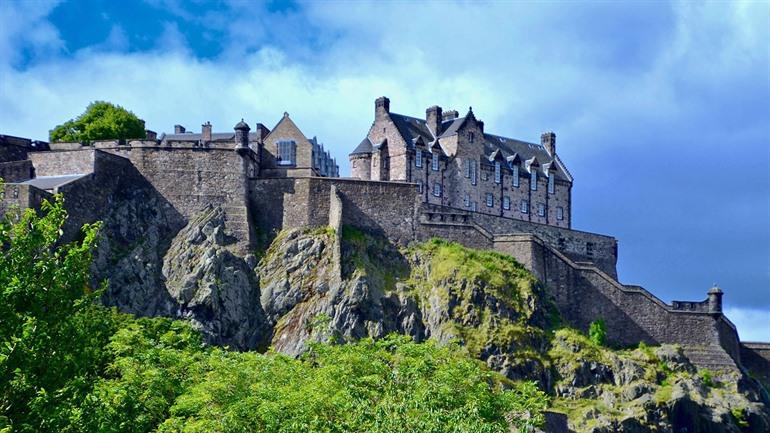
[1,0,768,340]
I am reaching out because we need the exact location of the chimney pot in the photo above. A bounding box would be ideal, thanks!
[174,124,186,134]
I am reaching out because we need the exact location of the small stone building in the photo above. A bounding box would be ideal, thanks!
[350,97,572,228]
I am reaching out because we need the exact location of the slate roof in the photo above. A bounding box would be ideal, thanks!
[350,137,373,155]
[482,133,570,181]
[389,113,436,144]
[22,174,89,191]
[438,116,467,138]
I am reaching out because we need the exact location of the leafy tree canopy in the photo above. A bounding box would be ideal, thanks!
[50,101,146,143]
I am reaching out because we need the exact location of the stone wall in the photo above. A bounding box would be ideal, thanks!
[0,159,33,182]
[0,183,51,216]
[740,343,770,388]
[29,149,95,176]
[421,203,617,277]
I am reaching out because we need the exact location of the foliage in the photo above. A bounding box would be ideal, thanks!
[588,319,607,347]
[0,195,111,432]
[159,335,549,433]
[699,369,715,388]
[50,101,146,143]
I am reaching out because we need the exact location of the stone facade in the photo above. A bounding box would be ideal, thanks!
[350,97,572,228]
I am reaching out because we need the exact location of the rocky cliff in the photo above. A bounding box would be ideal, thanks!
[93,205,770,433]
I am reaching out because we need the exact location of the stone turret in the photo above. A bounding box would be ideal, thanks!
[542,131,556,155]
[708,285,723,314]
[234,119,250,152]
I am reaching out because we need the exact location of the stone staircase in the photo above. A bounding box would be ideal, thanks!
[221,204,251,245]
[682,345,740,372]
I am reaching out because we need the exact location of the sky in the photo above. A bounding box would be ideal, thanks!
[0,0,768,340]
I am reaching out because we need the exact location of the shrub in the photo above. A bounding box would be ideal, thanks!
[589,319,607,346]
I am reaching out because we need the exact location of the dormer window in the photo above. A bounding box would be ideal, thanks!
[277,140,296,165]
[416,149,423,168]
[530,169,537,191]
[512,164,519,187]
[494,161,501,184]
[548,173,555,194]
[432,152,439,171]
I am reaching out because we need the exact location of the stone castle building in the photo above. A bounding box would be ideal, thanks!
[350,97,571,228]
[0,100,768,380]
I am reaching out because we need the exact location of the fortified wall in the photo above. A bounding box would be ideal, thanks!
[1,138,766,377]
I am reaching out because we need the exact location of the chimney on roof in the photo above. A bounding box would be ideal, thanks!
[145,130,157,140]
[541,132,556,155]
[375,96,390,119]
[442,110,458,121]
[426,105,443,136]
[477,120,484,134]
[255,123,270,140]
[202,121,212,142]
[174,124,186,134]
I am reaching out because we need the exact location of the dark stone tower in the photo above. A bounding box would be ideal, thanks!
[234,119,250,151]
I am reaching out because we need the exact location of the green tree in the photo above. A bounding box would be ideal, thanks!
[50,101,146,143]
[588,319,607,346]
[0,193,114,432]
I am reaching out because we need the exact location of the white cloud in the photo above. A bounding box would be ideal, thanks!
[724,307,770,342]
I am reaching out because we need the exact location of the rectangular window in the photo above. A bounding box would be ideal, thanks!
[556,206,564,220]
[471,161,477,185]
[520,200,529,214]
[530,169,537,191]
[512,164,519,187]
[432,152,439,171]
[586,242,594,257]
[416,149,422,168]
[471,201,477,212]
[548,173,555,194]
[503,196,510,210]
[469,132,474,143]
[494,162,501,184]
[464,193,470,207]
[538,203,546,216]
[465,159,471,178]
[433,182,442,197]
[277,140,296,165]
[417,180,423,194]
[486,193,494,207]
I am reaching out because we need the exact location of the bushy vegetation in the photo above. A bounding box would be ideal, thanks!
[588,319,607,346]
[0,199,549,432]
[50,101,146,143]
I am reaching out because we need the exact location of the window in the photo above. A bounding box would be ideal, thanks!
[557,237,566,250]
[586,242,594,257]
[538,203,546,216]
[469,132,474,143]
[416,149,422,168]
[471,201,477,212]
[464,193,470,207]
[556,206,564,220]
[417,180,423,193]
[432,152,439,171]
[465,159,471,178]
[471,161,477,185]
[482,172,488,181]
[486,193,493,207]
[520,200,529,214]
[433,182,442,197]
[512,164,519,187]
[503,196,510,210]
[494,161,501,184]
[277,140,296,165]
[548,173,555,194]
[530,169,537,191]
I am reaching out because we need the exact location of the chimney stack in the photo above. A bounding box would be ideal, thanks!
[174,124,186,134]
[426,105,443,136]
[442,110,459,121]
[375,96,390,119]
[202,121,212,142]
[541,131,556,155]
[254,123,270,140]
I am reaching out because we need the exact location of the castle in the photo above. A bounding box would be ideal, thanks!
[0,97,767,382]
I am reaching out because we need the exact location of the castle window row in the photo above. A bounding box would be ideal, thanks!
[458,158,558,193]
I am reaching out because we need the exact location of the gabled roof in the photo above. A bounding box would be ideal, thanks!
[438,116,467,138]
[350,137,373,155]
[389,113,435,145]
[482,133,570,182]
